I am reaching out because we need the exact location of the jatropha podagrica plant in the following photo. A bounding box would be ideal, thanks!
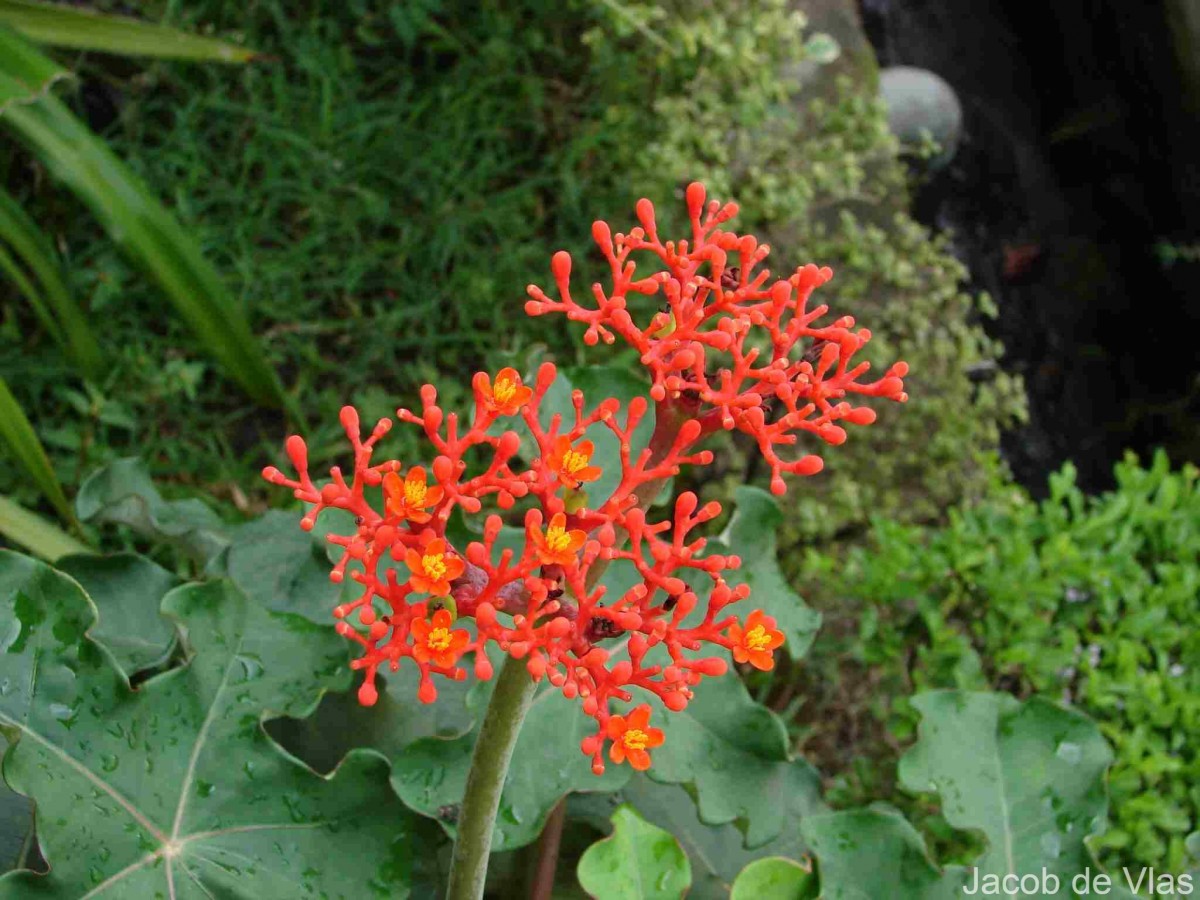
[263,183,908,780]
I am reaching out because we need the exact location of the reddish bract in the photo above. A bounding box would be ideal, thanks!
[263,184,908,772]
[526,182,909,495]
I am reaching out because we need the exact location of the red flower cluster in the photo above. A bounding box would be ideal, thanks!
[264,185,907,774]
[525,182,909,495]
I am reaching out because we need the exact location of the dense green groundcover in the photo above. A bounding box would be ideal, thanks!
[802,452,1200,877]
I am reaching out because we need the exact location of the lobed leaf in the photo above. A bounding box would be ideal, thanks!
[716,487,822,658]
[729,857,815,900]
[898,691,1128,898]
[801,808,969,899]
[55,553,178,679]
[581,768,824,900]
[75,458,229,563]
[799,691,1139,899]
[217,509,348,623]
[0,550,426,897]
[645,672,820,848]
[390,673,629,853]
[577,804,691,900]
[267,656,481,776]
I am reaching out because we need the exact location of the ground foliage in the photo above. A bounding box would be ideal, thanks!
[803,452,1199,876]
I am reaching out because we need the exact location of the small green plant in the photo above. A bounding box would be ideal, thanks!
[813,451,1199,875]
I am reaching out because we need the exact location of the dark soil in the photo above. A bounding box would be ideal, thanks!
[860,0,1200,494]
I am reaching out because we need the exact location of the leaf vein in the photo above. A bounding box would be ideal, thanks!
[0,712,166,842]
[171,636,244,839]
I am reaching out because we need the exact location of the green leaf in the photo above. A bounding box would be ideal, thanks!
[0,376,73,524]
[0,19,65,110]
[217,509,351,622]
[0,0,257,62]
[646,672,819,848]
[717,487,822,658]
[898,691,1119,894]
[0,185,101,377]
[0,495,88,562]
[607,770,824,900]
[577,804,691,900]
[0,550,425,897]
[801,809,969,899]
[55,552,177,677]
[729,857,815,900]
[267,659,481,775]
[0,28,288,409]
[75,458,229,562]
[391,675,629,852]
[0,781,34,873]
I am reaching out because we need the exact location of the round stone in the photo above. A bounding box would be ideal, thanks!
[879,66,963,167]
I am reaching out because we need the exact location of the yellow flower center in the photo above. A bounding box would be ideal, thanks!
[493,377,517,405]
[422,553,447,582]
[404,478,427,506]
[745,624,772,651]
[623,729,650,751]
[561,449,590,474]
[546,525,572,553]
[427,626,453,652]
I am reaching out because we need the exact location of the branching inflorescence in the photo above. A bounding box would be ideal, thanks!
[264,184,908,774]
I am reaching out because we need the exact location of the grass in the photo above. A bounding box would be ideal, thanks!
[0,0,639,517]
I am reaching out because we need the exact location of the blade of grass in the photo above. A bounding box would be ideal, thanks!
[0,242,60,341]
[0,374,74,525]
[0,494,89,560]
[0,186,103,378]
[0,27,290,411]
[0,0,257,62]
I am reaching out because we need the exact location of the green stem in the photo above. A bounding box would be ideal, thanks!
[446,653,538,900]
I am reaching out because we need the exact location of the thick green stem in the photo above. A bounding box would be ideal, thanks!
[446,398,692,897]
[446,653,538,900]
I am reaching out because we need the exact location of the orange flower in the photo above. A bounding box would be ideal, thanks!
[606,704,664,771]
[547,436,602,489]
[531,512,587,566]
[411,608,470,668]
[404,538,465,596]
[729,610,785,671]
[481,367,533,416]
[383,466,444,523]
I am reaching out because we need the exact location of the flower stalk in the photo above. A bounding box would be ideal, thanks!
[446,653,538,900]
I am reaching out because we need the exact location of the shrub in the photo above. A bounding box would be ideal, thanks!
[815,451,1200,873]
